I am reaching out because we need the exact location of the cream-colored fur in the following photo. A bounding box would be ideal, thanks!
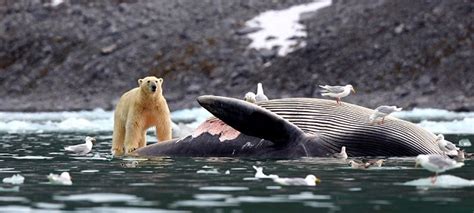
[111,76,172,156]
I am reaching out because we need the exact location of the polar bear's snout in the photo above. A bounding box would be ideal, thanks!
[151,84,157,92]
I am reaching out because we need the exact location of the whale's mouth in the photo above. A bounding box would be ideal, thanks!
[197,95,308,148]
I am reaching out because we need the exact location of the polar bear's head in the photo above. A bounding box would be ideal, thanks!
[138,76,163,95]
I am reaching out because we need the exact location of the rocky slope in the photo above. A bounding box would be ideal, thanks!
[0,0,472,112]
[260,0,474,111]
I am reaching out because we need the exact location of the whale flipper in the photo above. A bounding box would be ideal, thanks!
[197,95,308,147]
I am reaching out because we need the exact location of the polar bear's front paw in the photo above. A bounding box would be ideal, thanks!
[125,146,139,154]
[112,147,125,156]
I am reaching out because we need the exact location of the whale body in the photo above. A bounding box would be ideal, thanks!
[134,96,442,158]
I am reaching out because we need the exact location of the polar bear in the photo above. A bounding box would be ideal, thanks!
[111,76,172,156]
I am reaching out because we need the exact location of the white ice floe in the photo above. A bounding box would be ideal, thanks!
[0,107,211,133]
[54,193,142,203]
[458,138,471,147]
[393,108,474,122]
[2,174,25,185]
[416,118,474,134]
[196,169,220,174]
[47,172,72,185]
[245,0,332,56]
[273,175,320,186]
[0,108,113,133]
[171,108,212,128]
[403,175,474,188]
[393,108,474,134]
[0,107,473,134]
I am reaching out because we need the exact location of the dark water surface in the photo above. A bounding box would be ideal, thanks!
[1,132,473,213]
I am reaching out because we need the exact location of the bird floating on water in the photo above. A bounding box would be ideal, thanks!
[436,134,459,156]
[369,105,402,125]
[332,146,348,160]
[319,84,355,105]
[65,136,96,155]
[273,175,321,186]
[47,172,72,185]
[415,154,464,184]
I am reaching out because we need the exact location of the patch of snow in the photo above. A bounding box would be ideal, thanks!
[245,0,332,56]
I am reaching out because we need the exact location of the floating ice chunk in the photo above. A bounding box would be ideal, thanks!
[13,156,53,160]
[199,186,249,191]
[171,108,212,128]
[393,108,474,121]
[0,108,212,133]
[54,193,142,203]
[193,193,232,200]
[273,175,320,186]
[458,138,472,147]
[417,118,474,134]
[196,169,220,174]
[2,174,25,184]
[403,175,474,188]
[47,172,72,185]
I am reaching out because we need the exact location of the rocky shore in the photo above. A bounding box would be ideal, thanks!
[0,0,472,112]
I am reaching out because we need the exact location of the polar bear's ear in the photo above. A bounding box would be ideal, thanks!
[158,78,163,84]
[138,79,143,85]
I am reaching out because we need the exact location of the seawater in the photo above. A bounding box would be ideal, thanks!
[0,132,473,212]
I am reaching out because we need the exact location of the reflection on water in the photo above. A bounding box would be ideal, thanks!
[0,132,473,212]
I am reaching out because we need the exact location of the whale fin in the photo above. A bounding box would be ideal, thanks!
[197,95,306,147]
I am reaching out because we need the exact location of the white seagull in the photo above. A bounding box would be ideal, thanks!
[64,136,96,155]
[273,175,321,186]
[244,92,257,103]
[436,134,459,156]
[319,84,355,105]
[369,105,402,125]
[415,154,464,184]
[255,83,269,102]
[47,172,72,185]
[332,146,348,160]
[253,166,279,179]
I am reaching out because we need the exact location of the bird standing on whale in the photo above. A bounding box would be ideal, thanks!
[369,105,402,125]
[244,83,268,103]
[255,83,269,102]
[319,84,355,105]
